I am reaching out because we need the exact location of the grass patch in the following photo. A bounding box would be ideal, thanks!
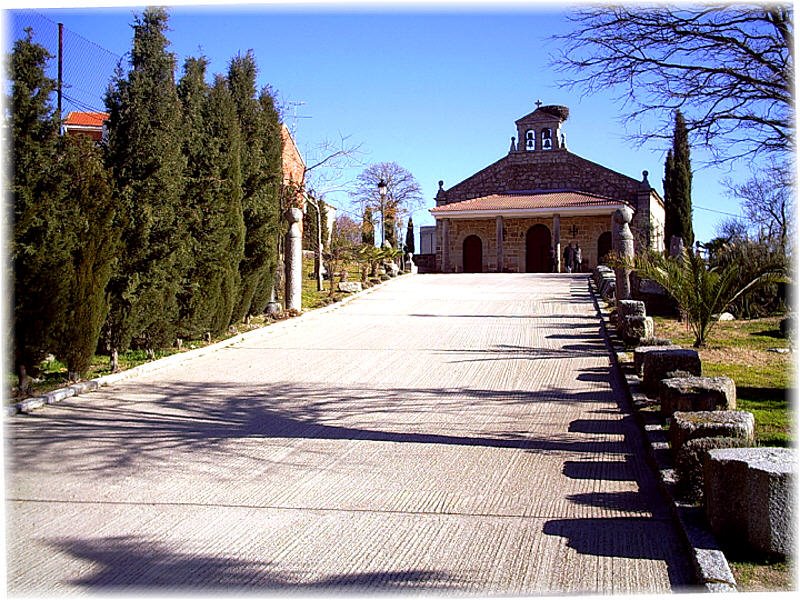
[728,552,794,592]
[651,315,793,446]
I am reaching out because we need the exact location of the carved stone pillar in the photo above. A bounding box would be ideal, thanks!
[613,206,635,302]
[441,219,450,273]
[284,207,303,312]
[496,215,504,272]
[553,214,561,273]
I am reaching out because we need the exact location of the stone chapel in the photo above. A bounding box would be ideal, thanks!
[429,103,666,273]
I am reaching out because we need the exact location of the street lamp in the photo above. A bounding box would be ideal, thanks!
[377,178,388,246]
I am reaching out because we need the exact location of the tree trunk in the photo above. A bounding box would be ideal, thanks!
[110,348,120,373]
[18,364,31,395]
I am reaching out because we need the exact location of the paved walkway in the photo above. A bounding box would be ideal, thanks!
[5,274,695,594]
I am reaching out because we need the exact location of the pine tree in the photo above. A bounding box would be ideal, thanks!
[361,206,375,246]
[176,58,245,338]
[103,7,187,364]
[53,135,119,378]
[663,110,694,248]
[9,29,70,383]
[228,52,281,321]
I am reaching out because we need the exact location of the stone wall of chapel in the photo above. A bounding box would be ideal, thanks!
[439,215,614,273]
[441,151,641,206]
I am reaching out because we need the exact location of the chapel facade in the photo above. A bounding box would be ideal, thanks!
[429,103,665,273]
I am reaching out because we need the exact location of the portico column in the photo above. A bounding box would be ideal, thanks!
[496,215,504,272]
[553,213,561,273]
[441,218,451,273]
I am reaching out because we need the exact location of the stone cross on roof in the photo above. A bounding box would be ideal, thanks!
[535,99,543,108]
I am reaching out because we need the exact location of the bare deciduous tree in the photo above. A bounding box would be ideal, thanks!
[725,160,794,254]
[351,162,423,247]
[553,5,793,164]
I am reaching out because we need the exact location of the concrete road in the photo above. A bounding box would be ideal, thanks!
[5,273,695,594]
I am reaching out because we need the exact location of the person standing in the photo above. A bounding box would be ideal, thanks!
[574,243,583,273]
[563,243,574,273]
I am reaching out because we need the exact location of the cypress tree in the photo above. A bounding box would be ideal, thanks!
[53,134,119,378]
[9,29,70,382]
[228,52,281,321]
[663,110,694,248]
[250,87,283,315]
[303,202,319,250]
[405,217,415,254]
[176,58,245,338]
[361,206,375,246]
[103,7,187,363]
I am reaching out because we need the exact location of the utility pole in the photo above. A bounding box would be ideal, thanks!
[57,23,63,125]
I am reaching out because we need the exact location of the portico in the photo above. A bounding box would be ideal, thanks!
[429,103,665,273]
[432,191,631,273]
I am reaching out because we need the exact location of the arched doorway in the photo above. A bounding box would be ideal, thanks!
[526,224,551,272]
[463,235,483,273]
[597,231,613,265]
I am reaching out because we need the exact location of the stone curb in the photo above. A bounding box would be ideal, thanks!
[5,273,408,418]
[588,278,738,593]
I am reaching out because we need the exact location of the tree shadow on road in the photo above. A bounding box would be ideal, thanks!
[34,535,458,592]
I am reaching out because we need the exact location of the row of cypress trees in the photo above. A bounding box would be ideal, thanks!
[10,7,284,382]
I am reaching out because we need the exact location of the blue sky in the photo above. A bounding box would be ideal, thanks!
[5,2,754,244]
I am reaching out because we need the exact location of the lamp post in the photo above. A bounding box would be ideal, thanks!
[377,178,388,246]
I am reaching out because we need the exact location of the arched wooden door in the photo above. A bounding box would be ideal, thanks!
[597,231,613,265]
[526,225,551,273]
[463,235,483,273]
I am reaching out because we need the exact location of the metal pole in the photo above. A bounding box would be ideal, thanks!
[57,23,64,125]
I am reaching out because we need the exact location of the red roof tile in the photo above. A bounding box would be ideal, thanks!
[431,191,627,213]
[64,112,108,127]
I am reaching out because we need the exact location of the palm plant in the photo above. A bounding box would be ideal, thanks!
[633,249,786,347]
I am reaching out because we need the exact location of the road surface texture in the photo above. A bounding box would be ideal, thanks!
[6,273,695,594]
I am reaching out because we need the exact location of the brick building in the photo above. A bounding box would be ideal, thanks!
[281,124,306,209]
[430,103,665,273]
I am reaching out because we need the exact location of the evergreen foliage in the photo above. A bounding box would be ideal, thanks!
[176,58,246,338]
[228,52,282,321]
[405,217,415,253]
[9,29,70,377]
[53,135,119,377]
[663,110,694,248]
[361,206,375,246]
[103,7,187,356]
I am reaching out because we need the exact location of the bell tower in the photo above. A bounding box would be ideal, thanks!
[514,102,569,152]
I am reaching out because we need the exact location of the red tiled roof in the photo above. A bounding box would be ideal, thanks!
[64,112,108,127]
[431,191,626,213]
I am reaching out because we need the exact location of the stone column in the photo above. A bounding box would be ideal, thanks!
[553,214,561,273]
[613,206,635,302]
[284,207,303,312]
[495,215,504,272]
[441,219,450,273]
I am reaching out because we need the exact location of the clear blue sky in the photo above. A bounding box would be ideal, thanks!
[6,2,753,244]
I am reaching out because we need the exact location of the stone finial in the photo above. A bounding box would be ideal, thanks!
[438,180,444,190]
[641,170,651,189]
[509,136,517,153]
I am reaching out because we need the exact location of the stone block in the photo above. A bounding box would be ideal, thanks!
[338,281,363,293]
[632,345,682,375]
[621,315,654,346]
[669,410,753,456]
[618,299,646,319]
[676,436,751,503]
[660,377,737,419]
[704,447,796,557]
[641,348,701,393]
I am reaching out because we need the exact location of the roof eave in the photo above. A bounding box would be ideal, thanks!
[430,204,631,220]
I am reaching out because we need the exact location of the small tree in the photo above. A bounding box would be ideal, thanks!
[405,217,415,254]
[633,249,785,347]
[361,206,375,246]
